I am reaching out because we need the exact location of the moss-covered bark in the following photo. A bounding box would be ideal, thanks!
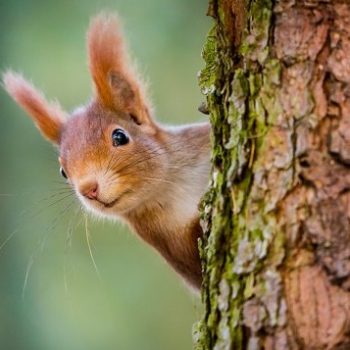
[195,1,350,349]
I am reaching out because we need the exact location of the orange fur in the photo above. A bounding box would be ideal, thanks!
[3,13,211,290]
[3,72,66,143]
[87,13,153,127]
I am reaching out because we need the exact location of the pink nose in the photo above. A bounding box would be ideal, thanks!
[81,182,99,200]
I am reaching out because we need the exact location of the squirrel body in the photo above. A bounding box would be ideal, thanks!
[3,14,210,289]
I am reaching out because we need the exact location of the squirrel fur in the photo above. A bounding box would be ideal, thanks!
[3,13,210,289]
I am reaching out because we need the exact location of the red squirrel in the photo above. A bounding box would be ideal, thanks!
[3,14,210,289]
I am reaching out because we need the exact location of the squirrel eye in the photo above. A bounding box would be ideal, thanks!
[60,167,68,179]
[112,128,129,146]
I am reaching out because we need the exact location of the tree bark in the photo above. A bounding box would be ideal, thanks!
[194,0,350,349]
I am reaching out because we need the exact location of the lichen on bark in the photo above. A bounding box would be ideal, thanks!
[195,0,350,349]
[195,0,280,348]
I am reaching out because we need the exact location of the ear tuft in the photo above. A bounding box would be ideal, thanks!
[87,13,155,128]
[87,13,126,110]
[3,71,66,144]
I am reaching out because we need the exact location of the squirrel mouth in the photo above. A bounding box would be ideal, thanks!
[96,190,131,208]
[102,197,120,208]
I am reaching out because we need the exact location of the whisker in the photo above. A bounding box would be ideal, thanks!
[0,190,76,258]
[18,193,75,229]
[22,255,34,300]
[84,213,101,280]
[21,198,76,299]
[37,192,75,212]
[64,207,82,294]
[102,136,198,175]
[115,140,209,176]
[38,189,75,202]
[0,229,18,254]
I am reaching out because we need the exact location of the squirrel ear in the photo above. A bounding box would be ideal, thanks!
[87,13,155,128]
[3,71,65,144]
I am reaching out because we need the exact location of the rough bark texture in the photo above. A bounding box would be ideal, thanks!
[194,1,350,349]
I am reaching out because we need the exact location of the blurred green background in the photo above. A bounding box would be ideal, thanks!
[0,1,210,349]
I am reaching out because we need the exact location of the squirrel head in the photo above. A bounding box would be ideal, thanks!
[3,14,169,217]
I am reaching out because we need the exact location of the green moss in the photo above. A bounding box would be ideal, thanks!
[239,0,272,65]
[199,27,220,96]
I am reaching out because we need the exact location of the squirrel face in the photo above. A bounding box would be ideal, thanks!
[3,14,168,217]
[59,103,168,217]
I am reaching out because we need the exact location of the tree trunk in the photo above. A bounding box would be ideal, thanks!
[194,0,350,349]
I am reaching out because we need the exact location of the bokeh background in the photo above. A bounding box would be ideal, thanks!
[0,1,210,349]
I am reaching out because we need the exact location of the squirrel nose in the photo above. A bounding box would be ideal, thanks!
[80,182,99,200]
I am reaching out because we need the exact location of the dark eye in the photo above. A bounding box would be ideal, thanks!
[60,167,68,179]
[112,128,129,146]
